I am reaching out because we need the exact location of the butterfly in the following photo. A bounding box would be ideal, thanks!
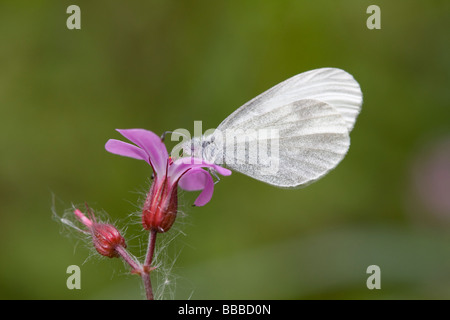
[181,68,362,188]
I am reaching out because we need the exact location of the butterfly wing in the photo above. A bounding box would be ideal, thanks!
[211,99,350,188]
[217,68,362,133]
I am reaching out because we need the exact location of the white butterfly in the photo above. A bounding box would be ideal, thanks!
[182,68,362,188]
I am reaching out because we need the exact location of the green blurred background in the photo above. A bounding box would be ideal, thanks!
[1,0,449,299]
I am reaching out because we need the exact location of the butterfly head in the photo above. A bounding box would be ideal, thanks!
[181,135,219,164]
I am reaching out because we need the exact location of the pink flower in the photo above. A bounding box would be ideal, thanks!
[105,129,231,233]
[74,208,126,258]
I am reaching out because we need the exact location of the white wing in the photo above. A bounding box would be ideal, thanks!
[210,99,350,188]
[217,68,362,133]
[202,68,362,188]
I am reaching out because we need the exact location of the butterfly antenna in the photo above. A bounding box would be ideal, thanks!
[160,131,173,142]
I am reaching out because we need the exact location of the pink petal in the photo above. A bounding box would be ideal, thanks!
[168,157,232,183]
[179,168,208,191]
[183,168,215,206]
[105,139,150,164]
[74,209,93,228]
[116,129,169,176]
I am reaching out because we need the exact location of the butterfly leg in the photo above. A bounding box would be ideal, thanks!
[210,169,221,185]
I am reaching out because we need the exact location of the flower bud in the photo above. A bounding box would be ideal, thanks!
[74,208,126,258]
[90,223,127,258]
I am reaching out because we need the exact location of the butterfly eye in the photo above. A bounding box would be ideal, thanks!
[202,140,212,148]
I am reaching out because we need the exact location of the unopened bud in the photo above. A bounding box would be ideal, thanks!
[74,208,126,258]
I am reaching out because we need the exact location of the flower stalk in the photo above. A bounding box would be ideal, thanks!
[142,230,158,300]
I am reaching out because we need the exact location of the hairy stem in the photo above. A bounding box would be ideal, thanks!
[115,245,141,272]
[142,229,158,300]
[142,272,153,300]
